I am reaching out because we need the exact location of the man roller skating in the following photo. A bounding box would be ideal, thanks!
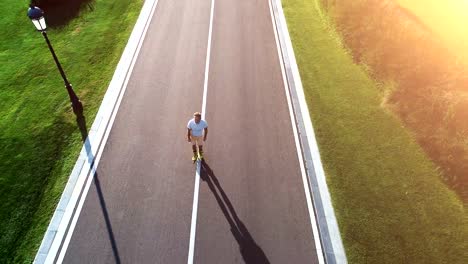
[187,112,208,162]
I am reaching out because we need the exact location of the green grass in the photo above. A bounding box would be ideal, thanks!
[282,0,467,263]
[0,0,143,262]
[323,0,468,202]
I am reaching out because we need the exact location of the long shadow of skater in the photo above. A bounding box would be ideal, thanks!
[76,113,121,264]
[200,161,270,264]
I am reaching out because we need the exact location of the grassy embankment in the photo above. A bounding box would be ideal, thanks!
[283,0,467,263]
[323,0,468,202]
[0,0,142,262]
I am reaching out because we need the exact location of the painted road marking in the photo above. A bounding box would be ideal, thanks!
[51,1,161,263]
[187,0,215,263]
[269,0,347,262]
[268,0,325,262]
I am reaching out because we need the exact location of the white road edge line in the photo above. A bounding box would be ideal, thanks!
[56,0,159,260]
[268,1,325,263]
[187,0,215,262]
[270,0,347,263]
[33,0,161,263]
[56,1,160,263]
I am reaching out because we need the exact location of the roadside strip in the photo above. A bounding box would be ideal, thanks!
[33,0,160,262]
[269,0,347,263]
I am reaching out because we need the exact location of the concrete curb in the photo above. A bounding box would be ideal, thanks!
[270,0,347,263]
[33,0,159,263]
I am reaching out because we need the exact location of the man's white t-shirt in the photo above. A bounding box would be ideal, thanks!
[187,119,208,137]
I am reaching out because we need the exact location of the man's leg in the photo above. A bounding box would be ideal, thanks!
[198,144,203,159]
[192,142,197,161]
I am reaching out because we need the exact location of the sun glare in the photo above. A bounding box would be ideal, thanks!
[398,0,468,58]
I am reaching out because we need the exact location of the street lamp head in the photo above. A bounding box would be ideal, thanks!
[27,5,47,32]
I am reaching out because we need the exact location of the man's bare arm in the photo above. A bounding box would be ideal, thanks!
[204,127,208,141]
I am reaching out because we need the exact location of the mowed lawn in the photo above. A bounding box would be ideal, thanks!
[282,0,467,263]
[0,0,142,262]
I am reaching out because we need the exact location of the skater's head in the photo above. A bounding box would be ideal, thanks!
[193,112,202,123]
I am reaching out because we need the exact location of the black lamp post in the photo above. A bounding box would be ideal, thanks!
[27,5,83,117]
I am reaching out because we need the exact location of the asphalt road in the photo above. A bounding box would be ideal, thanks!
[63,0,320,263]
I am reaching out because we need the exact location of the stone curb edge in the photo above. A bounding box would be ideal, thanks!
[33,0,158,262]
[270,0,347,263]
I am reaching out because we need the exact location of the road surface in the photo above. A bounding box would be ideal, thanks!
[63,0,321,263]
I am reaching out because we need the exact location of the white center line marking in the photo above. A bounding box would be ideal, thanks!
[187,0,215,262]
[268,0,325,263]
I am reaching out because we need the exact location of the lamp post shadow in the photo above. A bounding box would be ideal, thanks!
[75,113,121,263]
[200,161,270,264]
[93,171,121,264]
[76,114,88,144]
[27,5,118,259]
